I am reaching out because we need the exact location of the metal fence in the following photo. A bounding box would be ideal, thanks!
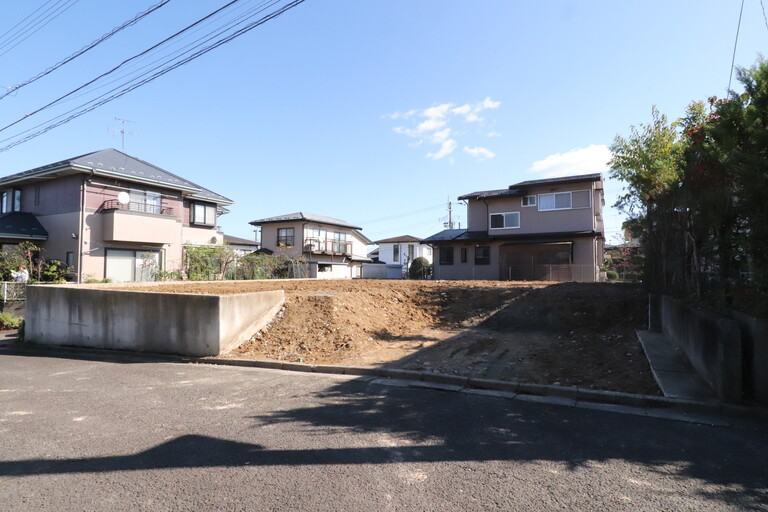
[1,282,26,302]
[504,264,599,282]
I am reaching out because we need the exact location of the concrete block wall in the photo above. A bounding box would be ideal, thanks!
[655,295,743,403]
[25,285,284,357]
[650,293,768,404]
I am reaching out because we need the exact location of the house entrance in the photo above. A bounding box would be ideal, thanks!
[499,242,572,281]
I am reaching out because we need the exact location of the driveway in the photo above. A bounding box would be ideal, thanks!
[1,350,766,511]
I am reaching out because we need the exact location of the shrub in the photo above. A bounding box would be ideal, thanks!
[409,257,432,279]
[0,312,23,329]
[606,270,619,281]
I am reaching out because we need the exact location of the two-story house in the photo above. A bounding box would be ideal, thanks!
[250,212,372,278]
[373,235,433,274]
[423,173,604,281]
[0,148,232,282]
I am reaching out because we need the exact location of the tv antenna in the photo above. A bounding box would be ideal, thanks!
[110,117,136,150]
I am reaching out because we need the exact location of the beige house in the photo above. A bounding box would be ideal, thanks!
[250,212,372,278]
[423,173,605,282]
[0,149,232,282]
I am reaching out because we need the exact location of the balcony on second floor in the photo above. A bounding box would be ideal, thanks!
[99,199,179,244]
[100,199,175,217]
[304,237,352,256]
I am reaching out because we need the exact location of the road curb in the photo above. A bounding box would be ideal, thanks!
[199,356,768,427]
[4,342,765,427]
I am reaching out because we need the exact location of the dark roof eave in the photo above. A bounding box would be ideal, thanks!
[424,230,603,244]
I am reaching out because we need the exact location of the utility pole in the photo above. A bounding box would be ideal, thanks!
[443,199,455,229]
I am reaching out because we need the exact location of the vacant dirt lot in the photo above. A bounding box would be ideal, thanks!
[121,279,660,395]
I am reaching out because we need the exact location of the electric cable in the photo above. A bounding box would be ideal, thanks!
[0,0,172,102]
[0,0,308,153]
[0,0,80,59]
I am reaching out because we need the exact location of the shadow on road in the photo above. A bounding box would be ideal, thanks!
[2,376,766,509]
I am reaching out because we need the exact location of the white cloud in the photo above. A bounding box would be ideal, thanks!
[527,144,611,178]
[463,146,495,160]
[428,139,457,160]
[387,97,500,161]
[423,103,453,120]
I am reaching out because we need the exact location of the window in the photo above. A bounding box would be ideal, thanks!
[460,247,468,263]
[307,228,327,251]
[522,195,536,207]
[1,189,21,213]
[105,249,160,282]
[439,246,454,265]
[408,244,414,261]
[475,246,491,265]
[277,227,295,247]
[332,232,347,253]
[130,190,163,215]
[192,202,216,226]
[538,190,591,211]
[490,212,520,229]
[393,244,400,262]
[66,252,74,267]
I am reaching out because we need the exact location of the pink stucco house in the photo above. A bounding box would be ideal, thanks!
[0,149,232,282]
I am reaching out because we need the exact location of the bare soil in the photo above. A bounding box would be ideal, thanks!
[120,279,660,395]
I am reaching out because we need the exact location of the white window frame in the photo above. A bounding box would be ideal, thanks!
[538,190,591,211]
[522,195,537,207]
[489,211,520,230]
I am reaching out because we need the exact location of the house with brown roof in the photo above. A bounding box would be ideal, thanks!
[0,148,232,282]
[372,235,432,275]
[423,173,605,281]
[249,212,372,278]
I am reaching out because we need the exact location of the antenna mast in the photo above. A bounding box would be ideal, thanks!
[114,117,135,150]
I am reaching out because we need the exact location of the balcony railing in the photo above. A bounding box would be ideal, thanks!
[303,237,352,256]
[101,199,175,217]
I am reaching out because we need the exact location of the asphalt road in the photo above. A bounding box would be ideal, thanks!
[0,350,766,511]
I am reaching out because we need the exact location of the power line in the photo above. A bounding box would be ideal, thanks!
[0,0,308,153]
[728,0,745,94]
[0,0,245,136]
[762,0,768,33]
[0,0,80,59]
[358,203,446,225]
[0,0,280,145]
[0,0,172,102]
[0,0,283,142]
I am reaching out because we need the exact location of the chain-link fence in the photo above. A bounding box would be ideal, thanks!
[1,282,25,302]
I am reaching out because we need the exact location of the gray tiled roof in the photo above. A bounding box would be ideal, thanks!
[0,149,232,205]
[422,229,602,244]
[509,172,602,188]
[421,229,469,242]
[0,212,48,240]
[373,234,422,244]
[249,212,363,230]
[458,173,602,201]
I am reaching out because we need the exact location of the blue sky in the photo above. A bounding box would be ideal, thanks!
[1,1,767,245]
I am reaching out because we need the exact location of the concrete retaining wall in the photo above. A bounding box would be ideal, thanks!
[25,284,284,357]
[656,295,743,403]
[731,311,768,404]
[651,293,768,404]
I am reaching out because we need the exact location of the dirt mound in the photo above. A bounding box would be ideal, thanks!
[120,279,658,394]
